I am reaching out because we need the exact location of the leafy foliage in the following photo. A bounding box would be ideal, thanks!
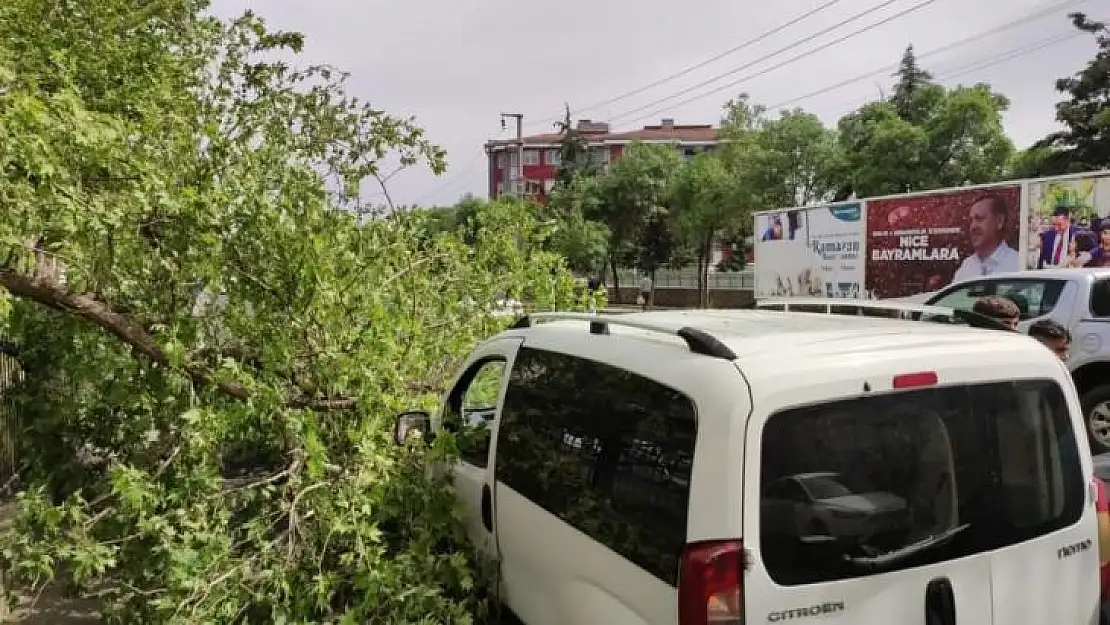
[748,109,843,208]
[0,1,591,623]
[837,81,1014,197]
[591,142,683,290]
[1027,13,1110,175]
[667,153,742,307]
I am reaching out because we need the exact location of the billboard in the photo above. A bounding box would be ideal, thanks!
[754,203,864,298]
[865,185,1021,299]
[1025,174,1110,269]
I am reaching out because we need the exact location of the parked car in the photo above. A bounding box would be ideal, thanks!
[922,268,1110,453]
[762,472,909,543]
[395,309,1099,625]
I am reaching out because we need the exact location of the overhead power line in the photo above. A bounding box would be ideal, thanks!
[810,29,1086,117]
[411,150,485,206]
[607,0,943,126]
[527,0,851,129]
[937,30,1083,81]
[762,0,1087,111]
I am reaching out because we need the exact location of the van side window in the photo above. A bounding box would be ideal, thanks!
[1090,279,1110,317]
[759,379,1083,586]
[443,359,507,468]
[495,347,697,585]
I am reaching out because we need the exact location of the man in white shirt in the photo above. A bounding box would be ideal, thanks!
[952,193,1020,283]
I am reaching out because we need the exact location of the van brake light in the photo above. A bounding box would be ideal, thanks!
[892,371,938,389]
[679,539,744,625]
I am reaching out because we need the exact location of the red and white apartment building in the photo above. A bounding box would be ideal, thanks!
[484,118,720,204]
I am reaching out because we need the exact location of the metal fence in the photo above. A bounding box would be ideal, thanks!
[614,268,754,290]
[0,337,21,487]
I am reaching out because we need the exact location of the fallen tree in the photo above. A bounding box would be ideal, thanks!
[0,1,590,622]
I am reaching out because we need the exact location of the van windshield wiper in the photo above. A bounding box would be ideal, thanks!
[843,524,969,571]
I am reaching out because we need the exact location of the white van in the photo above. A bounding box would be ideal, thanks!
[396,310,1100,625]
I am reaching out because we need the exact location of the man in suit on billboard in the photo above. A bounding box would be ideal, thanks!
[1039,206,1080,268]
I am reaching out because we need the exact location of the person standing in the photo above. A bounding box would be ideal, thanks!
[952,194,1019,282]
[638,274,653,311]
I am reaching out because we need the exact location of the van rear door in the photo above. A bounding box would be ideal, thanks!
[744,378,1089,624]
[987,379,1098,625]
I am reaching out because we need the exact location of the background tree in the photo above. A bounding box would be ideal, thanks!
[889,45,943,124]
[630,209,687,289]
[836,52,1013,197]
[0,1,590,622]
[1027,13,1110,175]
[593,142,682,292]
[749,109,843,208]
[667,153,743,307]
[553,104,595,186]
[544,175,610,277]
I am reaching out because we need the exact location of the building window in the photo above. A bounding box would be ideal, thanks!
[682,147,698,159]
[497,152,507,169]
[545,149,562,166]
[543,179,556,194]
[523,180,543,196]
[522,149,540,166]
[593,147,610,164]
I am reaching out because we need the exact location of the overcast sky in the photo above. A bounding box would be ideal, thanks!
[211,0,1100,208]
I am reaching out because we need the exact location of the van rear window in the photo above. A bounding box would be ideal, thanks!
[759,380,1084,586]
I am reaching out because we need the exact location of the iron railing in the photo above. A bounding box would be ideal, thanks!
[614,268,754,290]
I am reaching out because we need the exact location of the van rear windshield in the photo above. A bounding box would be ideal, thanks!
[759,379,1084,586]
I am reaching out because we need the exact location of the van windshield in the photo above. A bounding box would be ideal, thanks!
[759,379,1084,586]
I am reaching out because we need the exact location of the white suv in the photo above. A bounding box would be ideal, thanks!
[923,268,1110,453]
[396,310,1099,625]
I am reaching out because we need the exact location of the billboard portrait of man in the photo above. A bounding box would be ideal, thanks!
[952,193,1020,282]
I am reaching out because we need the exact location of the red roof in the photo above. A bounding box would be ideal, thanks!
[486,121,719,148]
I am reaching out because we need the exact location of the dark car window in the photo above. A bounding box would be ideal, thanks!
[760,379,1083,586]
[495,347,697,585]
[1090,279,1110,317]
[928,279,1066,319]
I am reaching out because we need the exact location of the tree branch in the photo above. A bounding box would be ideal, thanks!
[0,268,251,403]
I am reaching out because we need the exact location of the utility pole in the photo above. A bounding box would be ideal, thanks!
[501,113,524,198]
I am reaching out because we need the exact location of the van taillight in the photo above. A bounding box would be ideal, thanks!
[678,540,744,625]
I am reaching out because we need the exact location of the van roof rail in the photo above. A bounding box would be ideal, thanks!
[755,297,957,318]
[756,297,1017,330]
[509,312,737,361]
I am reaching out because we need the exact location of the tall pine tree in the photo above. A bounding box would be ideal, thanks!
[553,103,594,186]
[889,44,935,123]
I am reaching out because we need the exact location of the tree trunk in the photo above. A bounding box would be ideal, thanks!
[696,251,707,309]
[700,234,714,308]
[649,266,657,308]
[608,253,620,300]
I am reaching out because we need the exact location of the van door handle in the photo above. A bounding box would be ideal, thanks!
[481,484,493,532]
[925,577,956,625]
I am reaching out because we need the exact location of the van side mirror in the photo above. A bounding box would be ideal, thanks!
[394,410,432,445]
